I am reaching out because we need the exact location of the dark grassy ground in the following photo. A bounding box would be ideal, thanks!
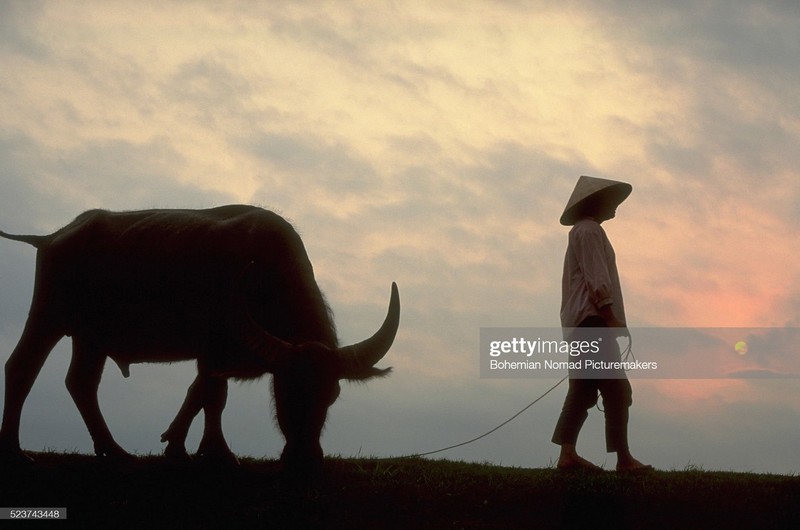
[1,452,798,529]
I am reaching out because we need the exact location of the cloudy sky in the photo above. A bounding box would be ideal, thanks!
[1,1,798,473]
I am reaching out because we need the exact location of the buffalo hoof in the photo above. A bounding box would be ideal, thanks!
[164,443,192,462]
[195,436,240,466]
[94,443,135,462]
[0,449,35,467]
[195,448,240,467]
[0,436,34,466]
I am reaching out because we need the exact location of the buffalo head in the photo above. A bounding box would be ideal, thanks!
[226,274,400,471]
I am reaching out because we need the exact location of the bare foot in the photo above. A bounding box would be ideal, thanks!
[557,454,602,471]
[616,456,653,472]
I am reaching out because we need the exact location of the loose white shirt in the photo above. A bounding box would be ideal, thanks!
[560,218,626,329]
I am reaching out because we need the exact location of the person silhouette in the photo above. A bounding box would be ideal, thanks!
[551,176,652,472]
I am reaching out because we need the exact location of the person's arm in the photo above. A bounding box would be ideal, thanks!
[598,302,625,328]
[573,226,614,311]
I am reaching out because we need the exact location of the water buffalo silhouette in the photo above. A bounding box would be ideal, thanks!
[0,205,399,472]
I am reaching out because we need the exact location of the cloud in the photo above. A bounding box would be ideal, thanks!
[0,134,233,228]
[246,132,381,211]
[0,0,49,59]
[608,1,800,77]
[0,135,74,230]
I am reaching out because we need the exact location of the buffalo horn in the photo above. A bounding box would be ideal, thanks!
[337,282,400,375]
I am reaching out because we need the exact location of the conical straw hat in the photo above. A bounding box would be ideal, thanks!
[560,176,632,226]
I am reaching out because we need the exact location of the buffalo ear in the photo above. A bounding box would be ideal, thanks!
[229,261,293,372]
[209,346,276,379]
[211,364,272,380]
[342,366,392,382]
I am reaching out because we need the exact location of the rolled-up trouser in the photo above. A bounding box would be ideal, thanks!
[551,316,633,452]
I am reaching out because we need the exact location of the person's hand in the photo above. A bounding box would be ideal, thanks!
[599,304,628,337]
[598,304,622,326]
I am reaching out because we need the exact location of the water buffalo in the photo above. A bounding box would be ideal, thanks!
[0,205,399,471]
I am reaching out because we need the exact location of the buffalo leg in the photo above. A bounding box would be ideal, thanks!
[196,375,238,464]
[0,319,63,459]
[162,373,237,464]
[161,373,205,459]
[65,341,130,459]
